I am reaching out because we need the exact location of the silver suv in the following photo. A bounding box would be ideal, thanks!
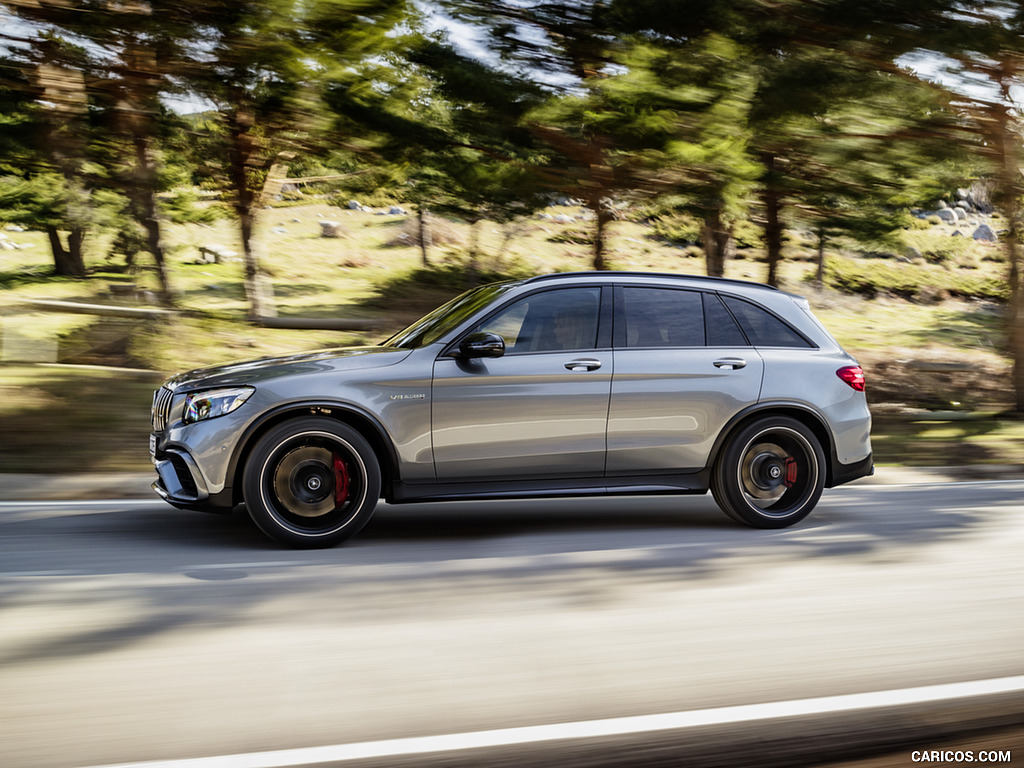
[151,272,872,547]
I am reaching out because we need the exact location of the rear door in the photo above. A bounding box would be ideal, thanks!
[606,287,764,475]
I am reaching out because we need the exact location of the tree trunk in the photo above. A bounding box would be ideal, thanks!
[592,200,611,271]
[816,227,826,289]
[46,226,86,277]
[760,153,784,288]
[132,134,173,306]
[417,207,431,267]
[991,66,1024,413]
[466,218,481,286]
[702,207,731,278]
[239,209,266,320]
[227,110,267,321]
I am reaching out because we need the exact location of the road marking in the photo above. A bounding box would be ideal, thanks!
[0,499,166,508]
[80,674,1024,768]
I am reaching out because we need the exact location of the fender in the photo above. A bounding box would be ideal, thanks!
[222,399,402,506]
[704,400,838,482]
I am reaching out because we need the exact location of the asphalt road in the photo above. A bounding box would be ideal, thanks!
[1,481,1023,768]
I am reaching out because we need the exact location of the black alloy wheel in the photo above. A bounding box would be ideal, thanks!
[243,418,381,548]
[711,416,825,529]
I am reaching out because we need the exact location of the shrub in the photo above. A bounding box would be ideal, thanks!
[813,256,1008,302]
[649,214,702,246]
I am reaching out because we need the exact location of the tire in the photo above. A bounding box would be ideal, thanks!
[242,417,381,548]
[711,416,825,529]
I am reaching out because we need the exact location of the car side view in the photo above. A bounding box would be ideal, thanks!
[150,271,873,547]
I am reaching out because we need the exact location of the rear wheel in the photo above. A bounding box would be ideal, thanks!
[243,418,381,548]
[711,416,825,529]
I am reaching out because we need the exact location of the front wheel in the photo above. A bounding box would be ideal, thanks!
[243,418,381,548]
[711,416,825,529]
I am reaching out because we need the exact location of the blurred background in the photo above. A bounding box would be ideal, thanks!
[1,0,1024,473]
[2,3,1024,767]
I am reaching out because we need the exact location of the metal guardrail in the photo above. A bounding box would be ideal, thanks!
[14,298,380,331]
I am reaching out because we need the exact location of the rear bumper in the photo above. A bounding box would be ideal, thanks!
[828,453,874,488]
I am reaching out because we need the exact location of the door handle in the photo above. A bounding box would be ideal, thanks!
[565,358,602,372]
[714,358,747,370]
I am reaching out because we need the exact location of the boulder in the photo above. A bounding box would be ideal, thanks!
[347,200,362,210]
[934,208,957,223]
[972,224,996,242]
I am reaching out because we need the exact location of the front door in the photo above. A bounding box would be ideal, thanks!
[431,286,611,482]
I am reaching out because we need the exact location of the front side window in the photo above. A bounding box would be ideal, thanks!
[475,287,601,353]
[622,287,704,347]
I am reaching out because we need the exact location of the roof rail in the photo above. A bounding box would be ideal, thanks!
[522,271,779,291]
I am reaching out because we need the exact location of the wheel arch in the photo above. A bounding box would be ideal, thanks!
[226,402,399,506]
[707,403,838,486]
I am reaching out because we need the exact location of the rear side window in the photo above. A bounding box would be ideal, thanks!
[704,293,748,346]
[721,296,812,348]
[622,287,704,347]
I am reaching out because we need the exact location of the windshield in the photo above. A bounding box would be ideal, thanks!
[381,281,520,349]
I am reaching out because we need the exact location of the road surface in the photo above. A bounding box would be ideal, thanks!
[1,481,1023,767]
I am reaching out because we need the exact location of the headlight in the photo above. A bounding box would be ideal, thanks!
[182,387,254,425]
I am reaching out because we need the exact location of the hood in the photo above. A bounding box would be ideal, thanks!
[165,346,412,391]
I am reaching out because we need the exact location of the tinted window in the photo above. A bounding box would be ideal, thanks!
[622,288,704,347]
[704,293,748,346]
[721,296,811,348]
[477,287,601,353]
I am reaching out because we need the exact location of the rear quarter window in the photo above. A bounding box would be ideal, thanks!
[721,296,813,348]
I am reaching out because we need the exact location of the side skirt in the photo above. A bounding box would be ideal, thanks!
[388,471,711,505]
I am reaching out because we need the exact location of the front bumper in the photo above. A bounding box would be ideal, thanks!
[152,448,234,513]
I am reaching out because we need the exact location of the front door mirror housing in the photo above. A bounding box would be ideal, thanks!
[459,331,505,359]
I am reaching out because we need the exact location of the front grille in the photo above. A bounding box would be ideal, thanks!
[151,386,173,432]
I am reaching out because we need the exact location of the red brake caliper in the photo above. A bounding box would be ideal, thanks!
[784,457,798,487]
[333,454,350,505]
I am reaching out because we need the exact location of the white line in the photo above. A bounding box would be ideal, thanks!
[0,499,164,508]
[79,674,1024,768]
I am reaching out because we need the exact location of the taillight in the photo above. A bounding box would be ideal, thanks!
[837,365,866,392]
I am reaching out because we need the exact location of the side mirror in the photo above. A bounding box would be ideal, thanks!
[459,331,505,359]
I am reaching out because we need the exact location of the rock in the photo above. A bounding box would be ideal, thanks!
[4,224,25,232]
[934,208,957,223]
[553,214,575,224]
[271,226,288,234]
[347,200,362,210]
[388,206,407,215]
[937,200,949,209]
[320,221,344,238]
[951,230,962,237]
[972,224,996,242]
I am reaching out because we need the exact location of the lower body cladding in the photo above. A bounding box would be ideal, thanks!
[151,441,873,513]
